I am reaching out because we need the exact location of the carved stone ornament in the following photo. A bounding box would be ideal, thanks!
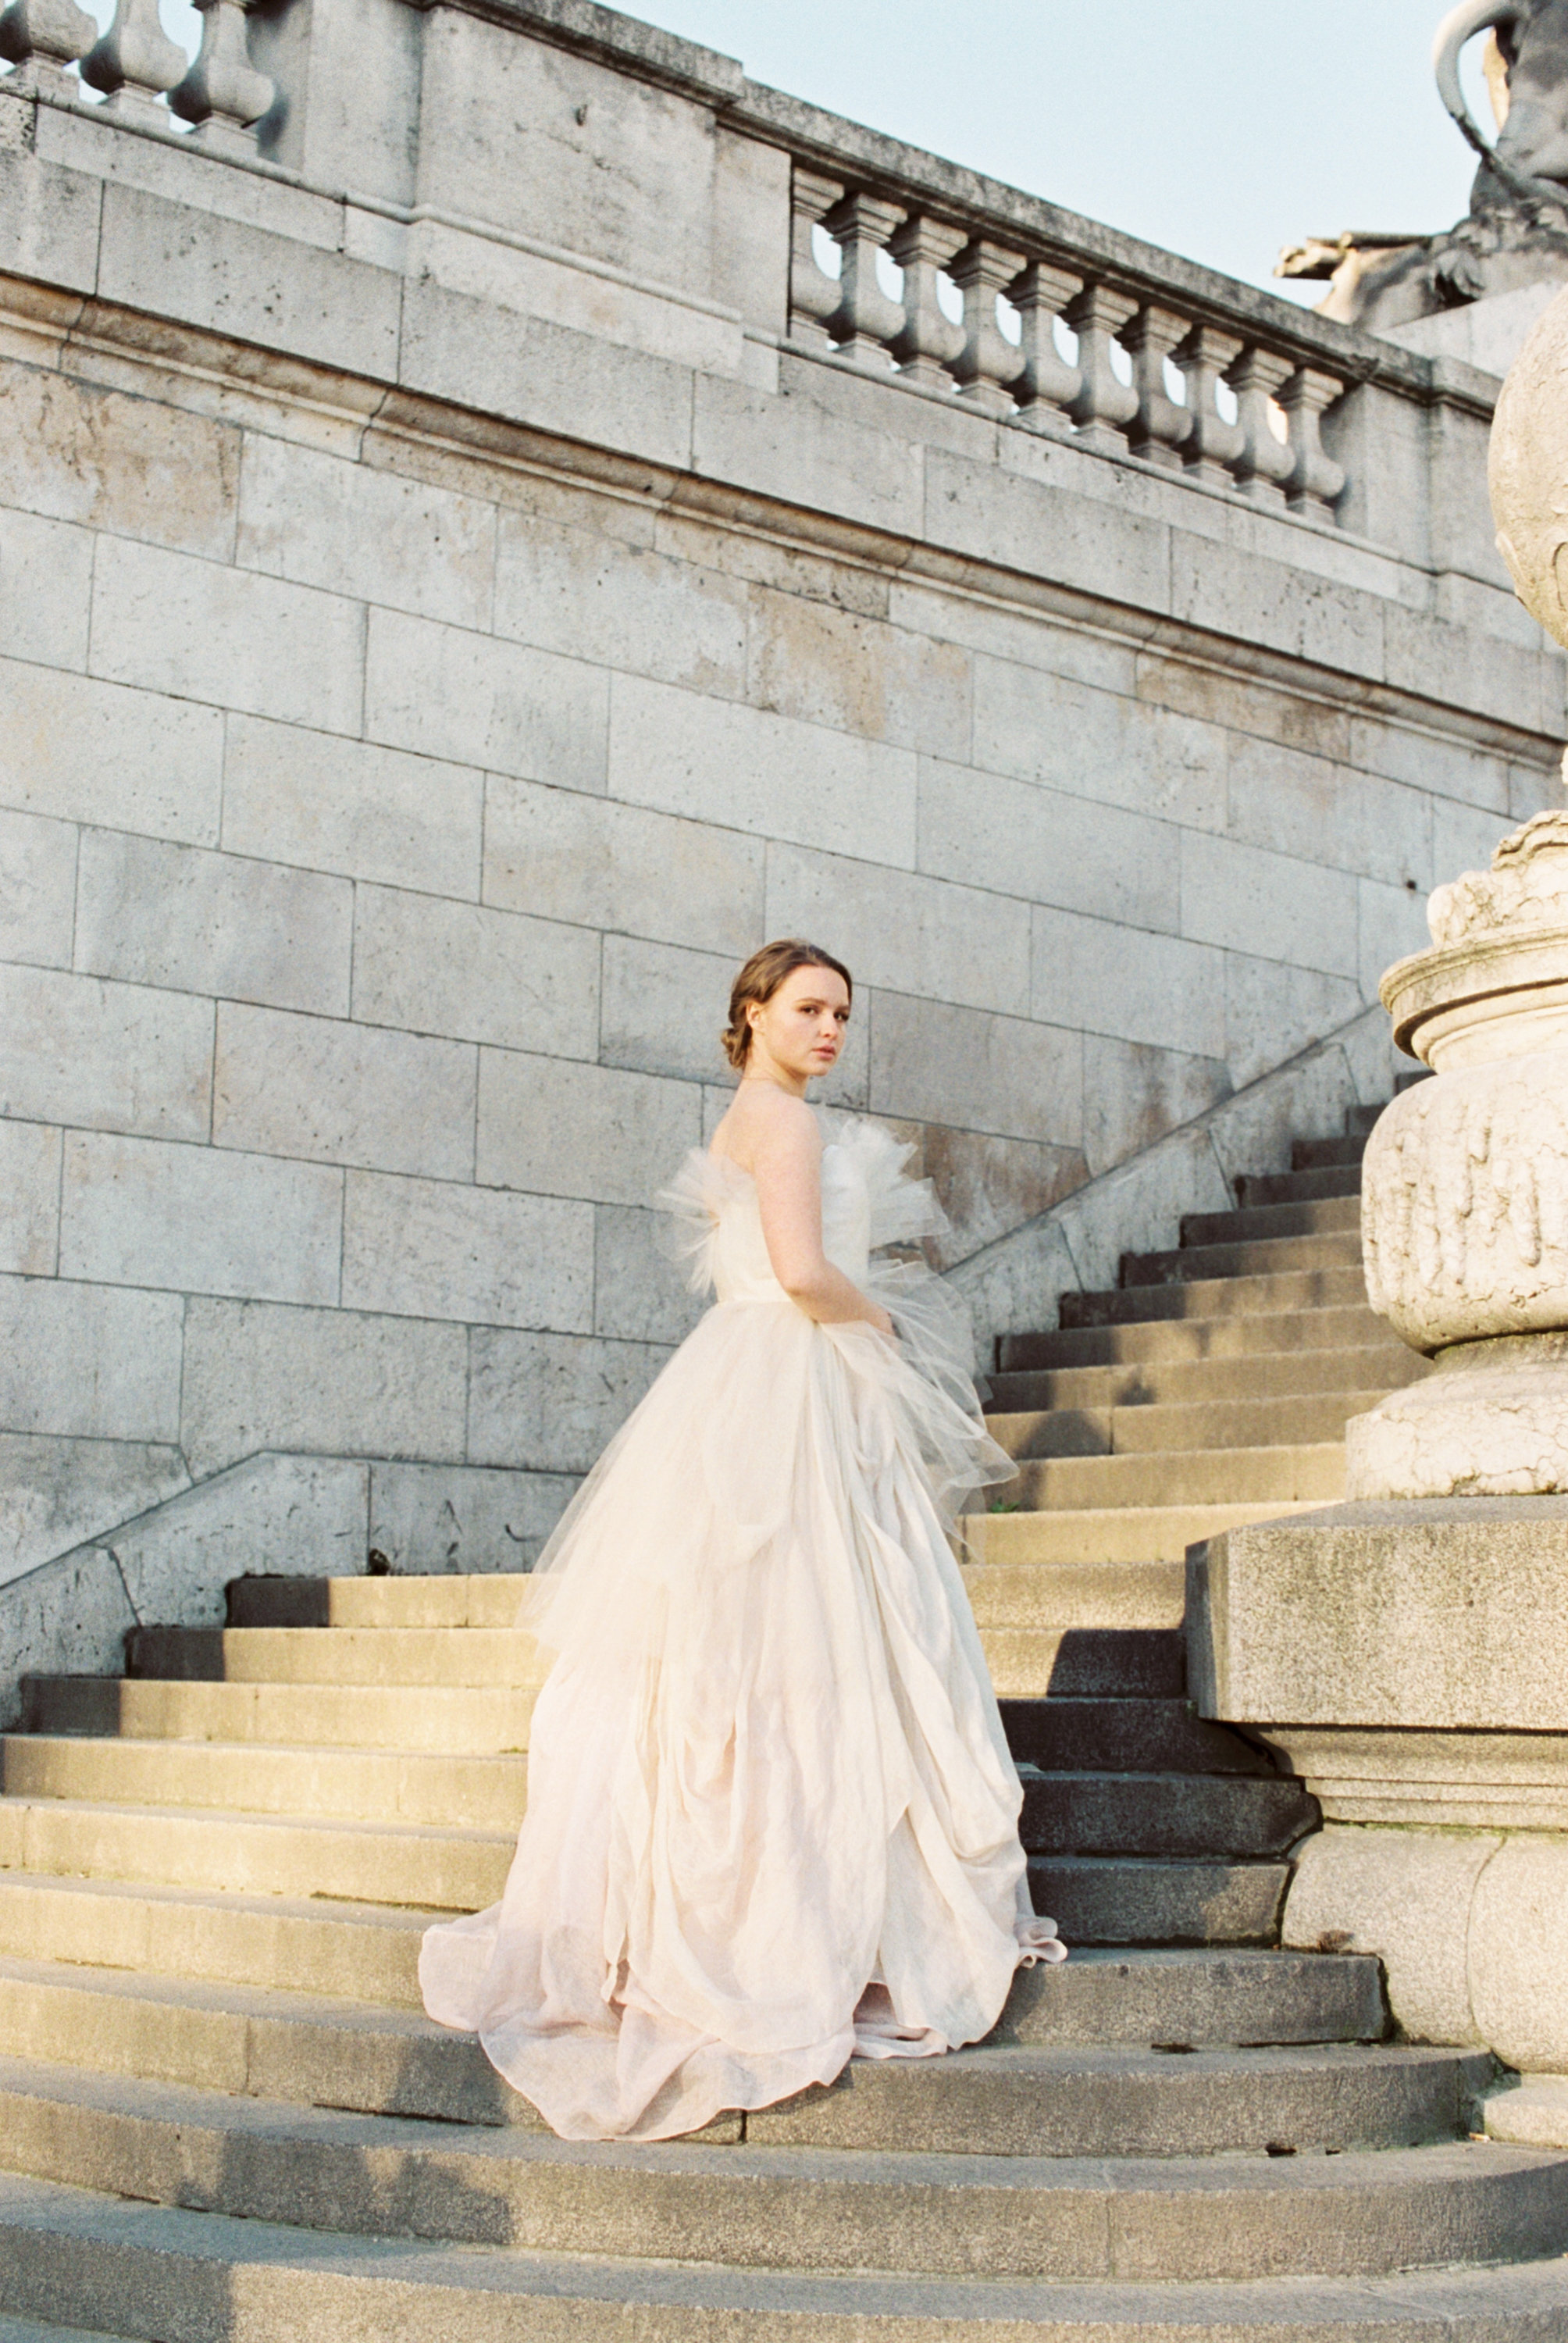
[1350,811,1568,1496]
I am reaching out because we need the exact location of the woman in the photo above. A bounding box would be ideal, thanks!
[419,939,1065,2142]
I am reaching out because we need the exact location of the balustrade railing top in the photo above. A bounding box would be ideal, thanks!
[0,0,1498,537]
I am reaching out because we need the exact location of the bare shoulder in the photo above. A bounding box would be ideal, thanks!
[711,1086,819,1175]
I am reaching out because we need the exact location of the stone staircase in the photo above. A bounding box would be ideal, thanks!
[0,1100,1566,2338]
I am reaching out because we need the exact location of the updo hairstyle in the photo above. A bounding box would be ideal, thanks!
[721,938,853,1071]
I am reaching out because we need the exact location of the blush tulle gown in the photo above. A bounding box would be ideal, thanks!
[419,1116,1066,2141]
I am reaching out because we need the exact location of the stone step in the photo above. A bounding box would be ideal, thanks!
[986,1389,1388,1460]
[0,1796,511,1910]
[986,1341,1418,1415]
[1001,1696,1281,1778]
[0,1874,429,2005]
[0,1737,529,1833]
[1179,1195,1362,1247]
[127,1624,550,1689]
[226,1575,526,1630]
[1345,1104,1384,1137]
[966,1560,1185,1632]
[1122,1232,1364,1290]
[982,1626,1185,1700]
[0,2318,141,2343]
[0,1948,1389,2114]
[0,2056,1539,2277]
[1029,1854,1290,1946]
[1061,1265,1369,1331]
[1017,1769,1317,1860]
[1236,1161,1363,1207]
[964,1500,1319,1567]
[21,1675,539,1754]
[1002,1442,1345,1512]
[997,1302,1388,1374]
[1292,1132,1368,1171]
[6,2171,1568,2343]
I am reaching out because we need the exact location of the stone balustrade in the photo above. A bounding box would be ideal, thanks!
[0,0,273,144]
[788,164,1347,520]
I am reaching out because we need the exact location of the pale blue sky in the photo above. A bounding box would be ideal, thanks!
[119,0,1495,305]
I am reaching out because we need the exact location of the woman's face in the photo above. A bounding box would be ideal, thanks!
[749,965,851,1082]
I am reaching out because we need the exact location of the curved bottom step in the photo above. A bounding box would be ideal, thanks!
[2,2170,1567,2341]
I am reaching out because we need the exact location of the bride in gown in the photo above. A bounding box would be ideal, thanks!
[419,938,1066,2142]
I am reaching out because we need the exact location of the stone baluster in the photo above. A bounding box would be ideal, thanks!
[822,191,906,369]
[949,236,1026,415]
[1062,283,1139,452]
[1224,345,1296,508]
[886,214,967,390]
[1006,261,1082,437]
[1174,323,1245,486]
[788,168,845,352]
[169,0,274,154]
[1278,366,1346,517]
[81,0,188,123]
[1122,303,1192,470]
[0,0,95,100]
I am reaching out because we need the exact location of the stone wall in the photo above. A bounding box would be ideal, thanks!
[0,0,1563,1590]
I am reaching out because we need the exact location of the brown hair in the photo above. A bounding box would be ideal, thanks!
[721,939,853,1071]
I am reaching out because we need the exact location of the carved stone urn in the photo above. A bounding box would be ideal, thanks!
[1348,809,1568,1499]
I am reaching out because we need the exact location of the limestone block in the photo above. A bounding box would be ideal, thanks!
[214,1004,476,1180]
[399,276,694,474]
[599,933,740,1084]
[222,716,483,900]
[1469,1837,1568,2071]
[180,1297,469,1478]
[0,804,75,968]
[1134,653,1351,770]
[609,673,918,869]
[73,831,354,1016]
[1170,532,1381,686]
[949,1215,1082,1370]
[96,181,401,380]
[236,433,497,632]
[364,608,607,794]
[0,358,238,562]
[1205,1043,1356,1189]
[1362,1052,1568,1347]
[918,758,1179,936]
[1223,957,1367,1094]
[1179,829,1359,980]
[768,843,1030,1022]
[105,1453,371,1627]
[89,536,365,736]
[1189,1498,1568,1731]
[868,991,1082,1151]
[349,885,600,1057]
[492,512,747,697]
[0,1120,59,1275]
[689,373,923,545]
[911,1127,1086,1272]
[369,1460,577,1573]
[1053,1124,1229,1297]
[1384,603,1548,736]
[0,1432,188,1595]
[1031,907,1224,1062]
[0,659,223,845]
[1226,736,1431,895]
[591,1204,707,1346]
[482,778,763,959]
[1345,715,1509,815]
[1082,1037,1231,1181]
[340,1170,593,1333]
[746,590,971,762]
[0,148,101,295]
[1484,2074,1568,2145]
[1282,1825,1494,2046]
[246,0,422,201]
[1346,1338,1568,1499]
[1432,796,1538,901]
[0,1544,137,1732]
[894,583,1135,699]
[0,965,213,1141]
[972,661,1226,836]
[59,1131,343,1306]
[1357,876,1432,1004]
[468,1328,669,1475]
[0,1274,184,1443]
[0,505,91,672]
[929,448,1170,620]
[476,1050,700,1207]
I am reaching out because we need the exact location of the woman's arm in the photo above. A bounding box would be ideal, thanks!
[748,1099,894,1335]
